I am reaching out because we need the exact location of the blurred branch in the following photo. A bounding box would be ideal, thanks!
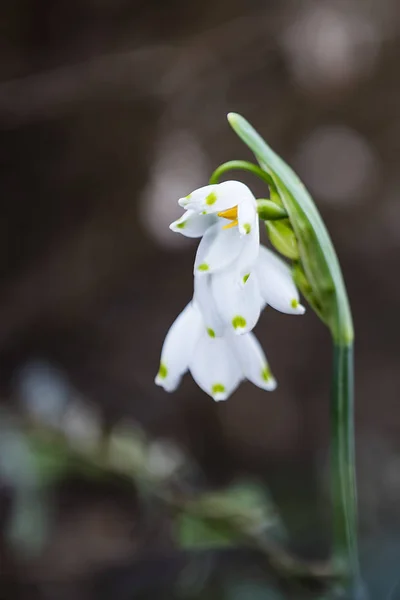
[22,414,338,584]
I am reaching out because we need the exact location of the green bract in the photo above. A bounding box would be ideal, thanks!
[228,113,353,345]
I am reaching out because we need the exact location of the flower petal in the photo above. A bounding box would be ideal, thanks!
[189,333,243,401]
[180,181,256,215]
[193,274,225,337]
[237,195,257,236]
[229,332,277,391]
[255,246,305,315]
[236,220,260,280]
[169,210,216,238]
[178,185,218,210]
[211,268,261,335]
[155,302,203,392]
[194,222,244,275]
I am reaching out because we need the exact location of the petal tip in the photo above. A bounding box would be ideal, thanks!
[231,316,249,334]
[233,328,247,336]
[155,374,179,392]
[155,374,167,389]
[296,304,306,315]
[290,301,306,315]
[260,367,277,391]
[211,383,229,402]
[239,222,252,236]
[288,299,306,315]
[212,392,228,402]
[265,378,277,392]
[169,220,186,234]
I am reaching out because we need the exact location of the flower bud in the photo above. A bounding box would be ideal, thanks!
[266,219,300,260]
[256,199,287,221]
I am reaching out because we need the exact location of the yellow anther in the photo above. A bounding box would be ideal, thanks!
[222,219,239,230]
[218,206,238,221]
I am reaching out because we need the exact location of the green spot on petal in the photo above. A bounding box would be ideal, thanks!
[158,363,168,379]
[198,263,209,272]
[212,383,226,395]
[243,223,251,234]
[186,193,191,200]
[291,298,299,308]
[207,328,216,338]
[206,192,217,206]
[243,273,250,284]
[261,366,272,382]
[232,315,247,330]
[176,221,185,229]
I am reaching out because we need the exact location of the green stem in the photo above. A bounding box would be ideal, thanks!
[209,160,274,187]
[331,342,360,593]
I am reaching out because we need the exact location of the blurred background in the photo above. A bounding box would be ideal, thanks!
[0,0,400,598]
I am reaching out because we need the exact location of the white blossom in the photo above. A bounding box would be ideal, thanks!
[155,302,276,401]
[155,180,305,401]
[170,181,304,336]
[172,181,259,276]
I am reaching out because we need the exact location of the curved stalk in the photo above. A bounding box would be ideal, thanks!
[209,160,274,187]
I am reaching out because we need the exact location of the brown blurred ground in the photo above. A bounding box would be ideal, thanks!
[0,0,400,598]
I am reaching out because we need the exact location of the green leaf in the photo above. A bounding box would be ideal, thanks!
[228,113,353,344]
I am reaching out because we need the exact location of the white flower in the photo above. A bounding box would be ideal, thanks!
[169,181,305,336]
[155,181,307,401]
[193,247,305,339]
[155,302,276,402]
[171,181,259,276]
[170,181,262,335]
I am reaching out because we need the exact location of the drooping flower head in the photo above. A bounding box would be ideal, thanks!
[155,180,305,401]
[170,181,304,333]
[173,182,259,279]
